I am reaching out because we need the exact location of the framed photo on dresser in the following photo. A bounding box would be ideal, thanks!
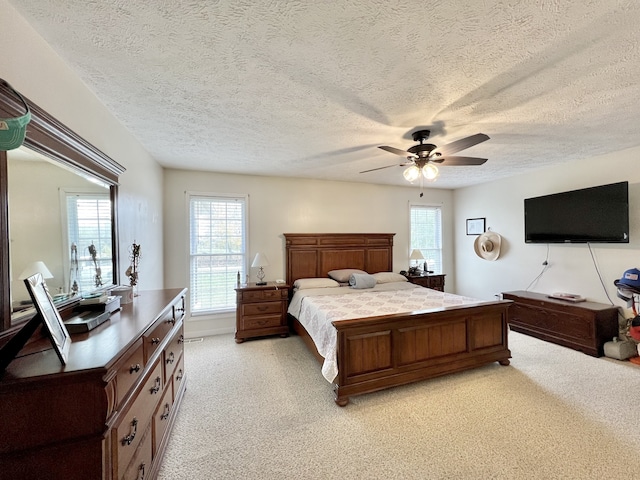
[24,272,71,364]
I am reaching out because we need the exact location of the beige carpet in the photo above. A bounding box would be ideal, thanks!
[158,331,640,479]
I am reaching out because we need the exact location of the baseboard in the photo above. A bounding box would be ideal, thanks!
[184,313,235,339]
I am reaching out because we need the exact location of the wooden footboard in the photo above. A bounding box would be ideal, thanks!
[292,301,511,406]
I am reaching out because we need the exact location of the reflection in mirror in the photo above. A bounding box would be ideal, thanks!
[8,147,113,322]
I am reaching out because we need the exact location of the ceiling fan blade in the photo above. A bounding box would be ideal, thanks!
[378,145,417,158]
[435,156,488,166]
[360,163,403,174]
[432,133,489,156]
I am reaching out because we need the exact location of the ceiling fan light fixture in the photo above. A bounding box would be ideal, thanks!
[403,165,420,182]
[422,163,439,181]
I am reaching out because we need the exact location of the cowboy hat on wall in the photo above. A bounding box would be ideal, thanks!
[474,230,502,261]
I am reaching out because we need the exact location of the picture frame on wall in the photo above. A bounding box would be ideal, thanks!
[466,217,486,235]
[24,272,71,364]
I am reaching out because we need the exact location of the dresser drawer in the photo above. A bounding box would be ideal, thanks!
[153,383,174,454]
[173,294,186,321]
[143,310,176,362]
[113,359,164,477]
[241,288,287,302]
[173,355,185,402]
[119,424,153,480]
[115,339,145,406]
[163,325,184,384]
[241,301,283,316]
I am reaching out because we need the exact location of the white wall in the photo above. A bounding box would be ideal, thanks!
[163,169,454,337]
[454,146,640,317]
[2,0,164,291]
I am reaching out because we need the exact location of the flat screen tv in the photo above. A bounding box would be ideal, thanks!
[524,181,629,243]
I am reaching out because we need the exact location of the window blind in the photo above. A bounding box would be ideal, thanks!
[189,195,247,314]
[410,205,442,273]
[66,193,112,293]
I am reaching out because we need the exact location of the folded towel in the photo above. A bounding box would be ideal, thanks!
[349,273,377,289]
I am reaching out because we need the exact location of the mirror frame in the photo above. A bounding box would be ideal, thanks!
[0,82,125,332]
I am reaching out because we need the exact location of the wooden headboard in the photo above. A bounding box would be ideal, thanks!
[284,233,394,286]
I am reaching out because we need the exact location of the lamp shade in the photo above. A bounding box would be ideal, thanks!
[19,261,53,280]
[251,252,270,268]
[409,249,424,260]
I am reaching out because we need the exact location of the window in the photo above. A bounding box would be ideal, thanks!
[410,204,442,273]
[189,194,247,314]
[65,192,113,293]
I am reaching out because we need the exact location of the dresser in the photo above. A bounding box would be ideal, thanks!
[404,273,446,291]
[0,288,187,480]
[502,290,619,357]
[235,282,289,343]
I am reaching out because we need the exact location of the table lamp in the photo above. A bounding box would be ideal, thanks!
[18,261,53,280]
[251,252,270,285]
[409,249,424,273]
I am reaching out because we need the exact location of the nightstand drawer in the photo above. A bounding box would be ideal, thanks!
[242,289,287,302]
[242,301,283,316]
[242,314,283,330]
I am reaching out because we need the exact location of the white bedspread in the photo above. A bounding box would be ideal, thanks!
[288,282,486,382]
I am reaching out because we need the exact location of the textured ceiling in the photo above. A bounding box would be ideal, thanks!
[9,0,640,189]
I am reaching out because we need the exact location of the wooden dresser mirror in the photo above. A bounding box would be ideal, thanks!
[0,80,125,333]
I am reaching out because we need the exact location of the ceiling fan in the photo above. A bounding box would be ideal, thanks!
[362,129,489,182]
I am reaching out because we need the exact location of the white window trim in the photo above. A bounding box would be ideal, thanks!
[409,201,443,274]
[186,191,249,317]
[60,188,112,293]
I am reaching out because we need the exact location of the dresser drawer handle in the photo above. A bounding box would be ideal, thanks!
[151,337,161,345]
[178,334,184,344]
[166,317,176,326]
[160,403,171,421]
[150,376,161,394]
[121,417,138,446]
[129,363,141,374]
[136,463,146,480]
[176,369,184,382]
[166,352,175,365]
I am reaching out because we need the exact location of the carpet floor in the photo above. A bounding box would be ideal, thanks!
[158,330,640,479]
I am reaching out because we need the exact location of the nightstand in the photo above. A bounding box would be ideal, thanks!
[404,273,446,291]
[234,282,290,343]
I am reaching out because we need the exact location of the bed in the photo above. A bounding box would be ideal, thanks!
[284,233,512,406]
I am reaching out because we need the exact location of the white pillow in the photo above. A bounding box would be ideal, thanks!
[371,272,408,284]
[328,269,367,283]
[293,278,340,290]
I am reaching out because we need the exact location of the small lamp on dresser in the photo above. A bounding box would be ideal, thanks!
[409,249,424,273]
[18,261,54,281]
[251,252,270,285]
